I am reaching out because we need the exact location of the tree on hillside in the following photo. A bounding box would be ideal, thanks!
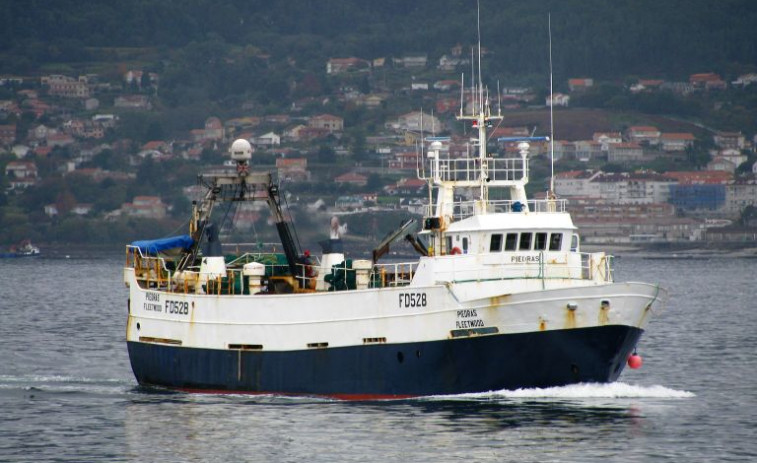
[740,205,757,226]
[686,140,713,170]
[348,128,368,162]
[736,155,757,177]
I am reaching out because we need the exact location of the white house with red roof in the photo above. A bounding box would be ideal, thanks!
[5,160,38,191]
[388,151,420,170]
[593,132,622,144]
[713,132,746,150]
[47,132,75,148]
[204,117,224,140]
[326,58,370,75]
[45,75,90,98]
[114,95,150,109]
[689,73,726,90]
[5,160,37,179]
[660,133,696,151]
[568,78,593,92]
[707,156,738,173]
[139,141,171,158]
[384,177,426,196]
[251,132,280,146]
[334,172,367,187]
[388,111,441,133]
[627,126,661,145]
[664,170,733,184]
[121,196,167,219]
[608,143,644,162]
[276,158,310,182]
[309,114,343,132]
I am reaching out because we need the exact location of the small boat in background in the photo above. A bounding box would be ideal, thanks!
[0,240,41,258]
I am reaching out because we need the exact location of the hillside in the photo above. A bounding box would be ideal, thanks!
[1,1,756,247]
[2,0,756,81]
[506,109,715,141]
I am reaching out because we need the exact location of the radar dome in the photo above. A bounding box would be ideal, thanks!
[428,140,443,158]
[230,139,252,162]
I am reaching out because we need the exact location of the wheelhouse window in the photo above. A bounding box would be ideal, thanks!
[519,232,532,251]
[504,233,518,251]
[462,237,469,253]
[549,233,563,251]
[534,232,548,251]
[571,234,580,252]
[490,234,503,252]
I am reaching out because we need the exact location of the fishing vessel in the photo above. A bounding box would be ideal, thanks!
[0,240,40,258]
[123,34,666,401]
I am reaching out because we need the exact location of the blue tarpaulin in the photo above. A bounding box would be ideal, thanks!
[131,235,194,255]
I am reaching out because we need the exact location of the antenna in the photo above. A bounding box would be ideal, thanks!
[476,0,484,115]
[459,73,464,118]
[470,46,475,117]
[497,80,502,116]
[548,13,556,195]
[418,110,424,179]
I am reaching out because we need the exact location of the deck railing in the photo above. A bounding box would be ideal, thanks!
[126,245,173,289]
[429,156,526,183]
[126,246,611,294]
[372,261,419,287]
[126,245,420,294]
[439,198,567,220]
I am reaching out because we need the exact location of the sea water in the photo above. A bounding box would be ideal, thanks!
[0,251,755,462]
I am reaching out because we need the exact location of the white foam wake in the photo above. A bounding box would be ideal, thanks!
[0,374,132,395]
[434,382,695,401]
[0,374,125,384]
[495,382,694,399]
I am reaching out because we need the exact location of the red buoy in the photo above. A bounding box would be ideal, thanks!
[627,353,643,369]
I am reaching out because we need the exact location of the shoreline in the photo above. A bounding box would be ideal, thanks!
[17,241,757,261]
[582,242,757,258]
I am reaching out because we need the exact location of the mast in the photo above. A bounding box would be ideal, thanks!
[419,0,547,253]
[453,0,502,212]
[548,13,556,195]
[179,139,303,278]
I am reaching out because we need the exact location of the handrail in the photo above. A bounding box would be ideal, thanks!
[372,261,419,287]
[126,245,172,289]
[429,156,526,183]
[428,198,567,220]
[125,246,610,294]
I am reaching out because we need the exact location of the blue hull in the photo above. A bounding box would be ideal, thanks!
[127,326,642,399]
